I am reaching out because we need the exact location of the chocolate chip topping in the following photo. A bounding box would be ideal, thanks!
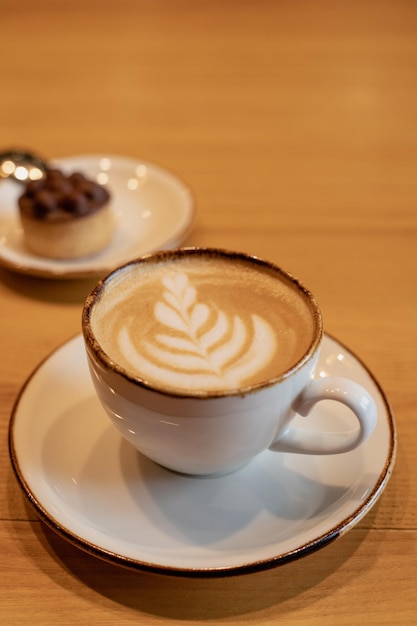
[18,167,110,221]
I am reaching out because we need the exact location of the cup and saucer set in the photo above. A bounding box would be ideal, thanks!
[4,154,396,577]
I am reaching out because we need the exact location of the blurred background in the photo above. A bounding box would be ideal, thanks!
[3,1,415,362]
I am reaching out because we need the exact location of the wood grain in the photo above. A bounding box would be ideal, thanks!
[1,0,416,623]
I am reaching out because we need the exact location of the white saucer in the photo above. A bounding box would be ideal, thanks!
[0,155,195,279]
[9,333,395,577]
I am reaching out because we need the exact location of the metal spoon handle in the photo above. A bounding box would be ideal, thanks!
[0,148,48,182]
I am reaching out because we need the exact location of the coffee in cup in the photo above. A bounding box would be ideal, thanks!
[82,248,377,475]
[89,250,318,393]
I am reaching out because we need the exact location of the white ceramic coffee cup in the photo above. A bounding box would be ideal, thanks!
[82,247,377,476]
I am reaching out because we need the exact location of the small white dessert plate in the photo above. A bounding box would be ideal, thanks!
[9,333,395,577]
[0,155,195,279]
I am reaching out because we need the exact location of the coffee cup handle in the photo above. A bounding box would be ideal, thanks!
[269,377,378,454]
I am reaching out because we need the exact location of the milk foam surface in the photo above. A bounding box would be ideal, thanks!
[91,255,316,392]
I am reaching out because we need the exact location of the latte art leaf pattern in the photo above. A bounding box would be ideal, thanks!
[118,272,278,390]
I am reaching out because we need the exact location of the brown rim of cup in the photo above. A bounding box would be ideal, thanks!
[81,247,323,399]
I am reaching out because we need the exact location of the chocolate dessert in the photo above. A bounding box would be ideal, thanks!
[18,168,114,259]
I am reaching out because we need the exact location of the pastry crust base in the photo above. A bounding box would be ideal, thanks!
[20,204,114,259]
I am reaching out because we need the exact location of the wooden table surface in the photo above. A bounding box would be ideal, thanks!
[1,1,416,623]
